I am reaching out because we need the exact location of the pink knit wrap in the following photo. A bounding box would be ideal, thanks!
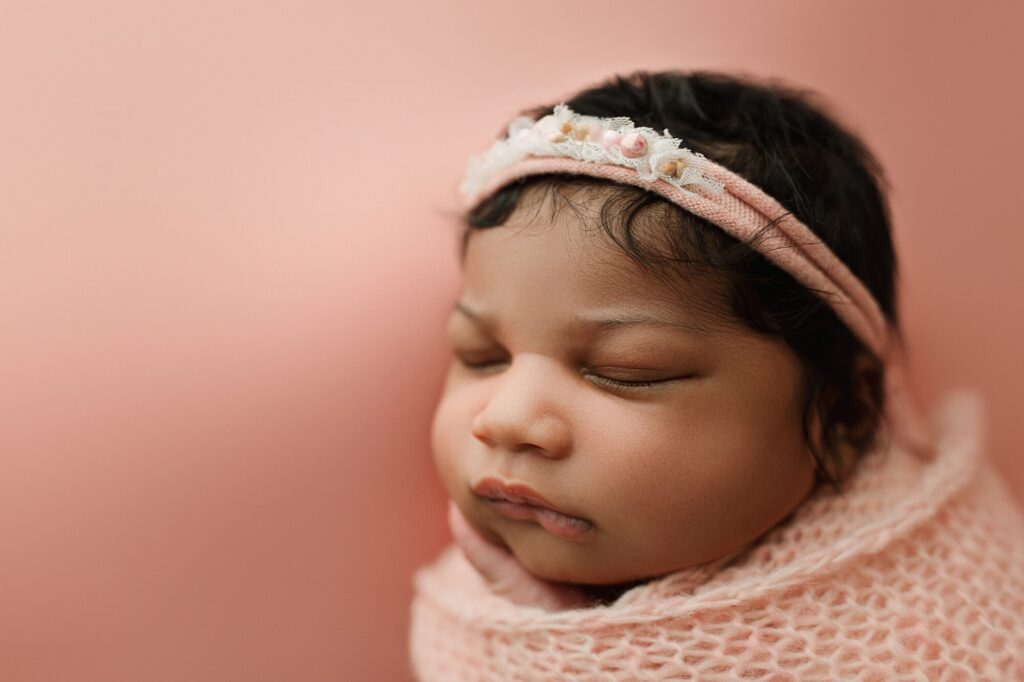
[409,391,1024,680]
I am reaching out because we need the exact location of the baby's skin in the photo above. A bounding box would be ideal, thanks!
[431,185,818,608]
[447,500,597,609]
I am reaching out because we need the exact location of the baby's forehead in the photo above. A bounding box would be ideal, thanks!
[465,182,740,328]
[465,237,737,337]
[504,182,702,267]
[576,267,737,334]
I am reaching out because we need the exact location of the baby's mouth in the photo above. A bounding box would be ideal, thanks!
[471,476,594,542]
[479,497,594,543]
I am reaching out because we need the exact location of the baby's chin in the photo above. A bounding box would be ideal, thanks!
[501,523,681,588]
[520,549,663,608]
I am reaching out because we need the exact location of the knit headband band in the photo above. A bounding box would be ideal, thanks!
[457,103,935,460]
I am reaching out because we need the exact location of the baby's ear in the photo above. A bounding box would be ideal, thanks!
[833,350,885,483]
[851,349,881,392]
[806,418,855,488]
[829,425,861,486]
[805,390,858,488]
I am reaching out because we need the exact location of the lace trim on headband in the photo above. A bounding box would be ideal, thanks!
[459,103,726,202]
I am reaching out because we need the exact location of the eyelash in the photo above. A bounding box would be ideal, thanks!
[456,357,665,390]
[590,375,660,389]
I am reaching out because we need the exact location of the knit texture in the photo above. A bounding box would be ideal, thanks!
[409,390,1024,680]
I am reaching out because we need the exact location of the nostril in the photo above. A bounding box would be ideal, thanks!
[471,427,497,448]
[469,412,496,445]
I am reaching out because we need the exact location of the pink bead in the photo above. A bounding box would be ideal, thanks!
[620,132,647,158]
[587,124,604,143]
[601,130,621,149]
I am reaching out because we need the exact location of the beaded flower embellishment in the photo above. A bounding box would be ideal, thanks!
[459,103,726,202]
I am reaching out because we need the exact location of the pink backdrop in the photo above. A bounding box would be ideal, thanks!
[2,1,1021,679]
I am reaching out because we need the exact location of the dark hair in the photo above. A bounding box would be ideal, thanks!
[459,70,901,489]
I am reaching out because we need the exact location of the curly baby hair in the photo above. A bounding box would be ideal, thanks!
[459,69,902,490]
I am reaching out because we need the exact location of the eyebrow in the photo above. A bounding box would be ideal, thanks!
[451,300,711,335]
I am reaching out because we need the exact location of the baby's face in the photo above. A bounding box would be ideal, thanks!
[431,191,816,586]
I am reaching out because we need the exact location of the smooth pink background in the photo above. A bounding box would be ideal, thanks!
[2,1,1022,680]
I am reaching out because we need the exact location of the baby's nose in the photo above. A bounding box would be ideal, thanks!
[469,354,573,459]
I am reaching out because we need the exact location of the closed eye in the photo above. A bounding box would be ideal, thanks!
[456,357,508,372]
[456,357,684,390]
[586,374,664,389]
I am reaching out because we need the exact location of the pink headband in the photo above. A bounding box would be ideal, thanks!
[459,103,935,461]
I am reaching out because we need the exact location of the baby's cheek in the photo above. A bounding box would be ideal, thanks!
[429,399,466,500]
[429,395,511,548]
[577,445,743,572]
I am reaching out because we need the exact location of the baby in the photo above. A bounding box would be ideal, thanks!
[411,70,1024,679]
[433,69,893,607]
